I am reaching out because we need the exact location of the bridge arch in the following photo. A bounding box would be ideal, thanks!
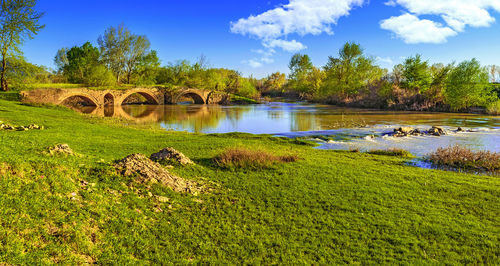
[119,90,160,105]
[59,93,99,107]
[104,93,114,106]
[173,89,206,104]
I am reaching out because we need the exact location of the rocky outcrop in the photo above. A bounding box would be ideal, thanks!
[114,154,199,193]
[150,148,194,165]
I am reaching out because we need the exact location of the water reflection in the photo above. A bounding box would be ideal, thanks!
[76,103,499,134]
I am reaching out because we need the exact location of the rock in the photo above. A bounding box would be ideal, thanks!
[114,154,199,193]
[428,126,445,136]
[150,148,194,165]
[48,144,74,156]
[392,127,421,137]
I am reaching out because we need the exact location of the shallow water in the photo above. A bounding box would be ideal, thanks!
[78,102,500,156]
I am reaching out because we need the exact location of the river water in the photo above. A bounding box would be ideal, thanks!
[78,102,500,157]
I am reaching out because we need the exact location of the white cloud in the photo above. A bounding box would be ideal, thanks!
[382,0,500,43]
[376,56,394,65]
[231,0,364,42]
[264,39,307,52]
[380,13,457,44]
[231,0,364,67]
[243,59,264,68]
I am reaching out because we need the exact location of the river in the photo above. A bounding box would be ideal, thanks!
[78,102,500,157]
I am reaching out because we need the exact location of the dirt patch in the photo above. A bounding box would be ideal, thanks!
[150,148,194,166]
[48,144,75,156]
[114,154,201,193]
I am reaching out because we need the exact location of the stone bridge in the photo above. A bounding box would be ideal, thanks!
[21,87,215,107]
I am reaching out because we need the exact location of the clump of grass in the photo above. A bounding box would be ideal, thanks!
[428,145,500,172]
[487,100,500,115]
[368,148,414,157]
[214,147,299,169]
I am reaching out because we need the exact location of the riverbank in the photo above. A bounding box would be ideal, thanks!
[0,98,499,264]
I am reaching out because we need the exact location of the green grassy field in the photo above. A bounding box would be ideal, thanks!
[0,96,498,264]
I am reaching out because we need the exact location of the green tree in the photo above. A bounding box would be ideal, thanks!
[134,50,160,85]
[427,63,453,102]
[288,53,316,95]
[98,24,153,84]
[445,59,492,110]
[62,42,100,83]
[322,42,382,98]
[263,72,286,93]
[4,55,49,89]
[0,0,44,91]
[401,54,432,92]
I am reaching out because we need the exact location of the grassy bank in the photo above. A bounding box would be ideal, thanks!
[0,96,499,264]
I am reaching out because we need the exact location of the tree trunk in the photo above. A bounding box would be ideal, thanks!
[1,57,8,91]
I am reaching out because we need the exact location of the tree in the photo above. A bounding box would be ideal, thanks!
[98,24,153,84]
[0,0,44,91]
[288,53,315,95]
[426,63,453,102]
[322,42,383,98]
[445,59,492,110]
[63,42,100,83]
[400,54,432,92]
[54,48,68,73]
[134,50,160,85]
[263,72,286,93]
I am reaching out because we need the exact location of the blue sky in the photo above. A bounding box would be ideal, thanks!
[22,0,500,78]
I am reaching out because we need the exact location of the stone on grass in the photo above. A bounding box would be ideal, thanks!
[48,144,75,156]
[150,148,194,165]
[114,153,199,193]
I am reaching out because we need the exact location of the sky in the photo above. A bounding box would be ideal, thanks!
[22,0,500,78]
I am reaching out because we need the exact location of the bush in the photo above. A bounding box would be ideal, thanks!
[84,65,116,87]
[368,148,413,157]
[487,100,500,115]
[428,145,500,172]
[214,147,299,169]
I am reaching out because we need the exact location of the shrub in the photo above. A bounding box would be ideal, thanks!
[84,65,116,87]
[214,147,299,169]
[368,148,413,157]
[428,145,500,172]
[487,100,500,115]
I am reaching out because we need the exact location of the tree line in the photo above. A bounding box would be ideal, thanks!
[50,24,258,98]
[252,42,500,111]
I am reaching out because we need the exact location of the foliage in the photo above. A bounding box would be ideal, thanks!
[98,24,157,84]
[3,55,51,89]
[487,100,500,115]
[0,0,44,91]
[263,72,286,93]
[445,59,493,110]
[400,54,432,93]
[56,42,115,87]
[321,42,383,98]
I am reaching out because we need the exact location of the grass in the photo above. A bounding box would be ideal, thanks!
[368,148,414,158]
[214,147,299,169]
[0,94,499,264]
[428,145,500,172]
